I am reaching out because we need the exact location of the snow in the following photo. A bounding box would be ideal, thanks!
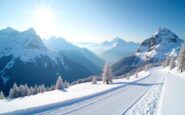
[136,28,183,62]
[34,68,161,115]
[0,71,149,114]
[159,67,185,115]
[0,27,64,74]
[126,78,164,115]
[163,67,185,78]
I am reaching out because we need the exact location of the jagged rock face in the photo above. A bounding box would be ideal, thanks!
[112,28,184,76]
[136,28,183,62]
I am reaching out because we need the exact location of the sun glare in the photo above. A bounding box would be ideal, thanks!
[32,7,57,38]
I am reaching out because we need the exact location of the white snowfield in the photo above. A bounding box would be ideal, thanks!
[0,68,164,115]
[159,67,185,115]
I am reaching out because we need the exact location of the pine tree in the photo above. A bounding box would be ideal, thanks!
[49,85,54,91]
[126,73,130,80]
[19,85,26,97]
[0,91,5,99]
[102,64,113,84]
[40,84,46,93]
[56,76,64,89]
[163,56,170,68]
[145,63,150,71]
[29,87,34,95]
[64,81,70,88]
[34,85,38,94]
[177,43,185,72]
[92,76,97,84]
[135,70,139,78]
[25,84,30,96]
[9,83,20,98]
[36,86,40,93]
[169,57,176,70]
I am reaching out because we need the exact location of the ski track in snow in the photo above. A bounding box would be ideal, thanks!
[5,67,164,115]
[126,78,164,115]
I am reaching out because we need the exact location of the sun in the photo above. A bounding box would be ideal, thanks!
[32,7,57,38]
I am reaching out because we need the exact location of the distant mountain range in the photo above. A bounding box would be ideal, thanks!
[76,37,139,63]
[1,27,183,95]
[43,37,104,74]
[112,28,184,75]
[0,27,104,95]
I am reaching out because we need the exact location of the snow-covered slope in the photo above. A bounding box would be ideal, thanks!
[159,67,185,115]
[136,27,183,62]
[0,27,62,64]
[0,27,96,95]
[0,70,150,114]
[44,37,104,74]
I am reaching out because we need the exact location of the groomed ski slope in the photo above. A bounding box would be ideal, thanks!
[159,68,185,115]
[0,71,149,114]
[2,67,164,115]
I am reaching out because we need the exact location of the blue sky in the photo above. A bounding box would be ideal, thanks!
[0,0,185,43]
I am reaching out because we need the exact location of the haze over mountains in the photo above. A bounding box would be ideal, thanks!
[43,37,104,74]
[76,37,139,63]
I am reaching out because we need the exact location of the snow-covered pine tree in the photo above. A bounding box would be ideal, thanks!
[19,85,26,97]
[40,84,46,93]
[145,63,150,71]
[102,64,113,84]
[177,43,185,72]
[29,86,34,95]
[135,70,139,78]
[169,57,176,70]
[25,84,30,96]
[37,85,41,93]
[34,85,38,94]
[126,73,130,80]
[9,83,20,98]
[56,76,64,89]
[92,76,97,84]
[64,81,70,88]
[0,91,5,99]
[163,56,170,68]
[49,85,54,91]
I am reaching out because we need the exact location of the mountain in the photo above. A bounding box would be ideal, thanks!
[136,28,183,62]
[44,37,105,74]
[100,37,139,63]
[0,27,95,95]
[76,38,139,63]
[112,28,184,75]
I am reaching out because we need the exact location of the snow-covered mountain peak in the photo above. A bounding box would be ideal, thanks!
[154,27,172,36]
[0,27,17,33]
[136,28,184,62]
[112,37,125,43]
[0,27,62,64]
[23,28,37,35]
[102,37,125,47]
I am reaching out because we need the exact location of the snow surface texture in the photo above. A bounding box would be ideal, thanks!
[35,68,162,115]
[0,71,149,114]
[159,67,185,115]
[126,78,164,115]
[136,28,183,62]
